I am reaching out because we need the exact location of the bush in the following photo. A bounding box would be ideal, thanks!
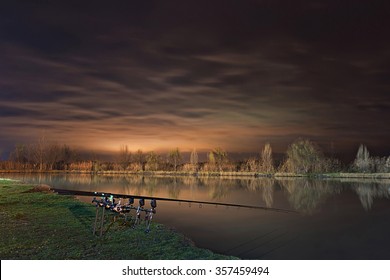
[280,139,325,174]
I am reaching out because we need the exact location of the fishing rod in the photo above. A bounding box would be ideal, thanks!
[53,188,298,214]
[53,187,297,237]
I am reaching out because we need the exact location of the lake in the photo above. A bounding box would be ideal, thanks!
[2,173,390,259]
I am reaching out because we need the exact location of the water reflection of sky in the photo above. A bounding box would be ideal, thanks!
[2,173,390,259]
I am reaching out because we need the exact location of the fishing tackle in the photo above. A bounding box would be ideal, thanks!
[55,187,297,237]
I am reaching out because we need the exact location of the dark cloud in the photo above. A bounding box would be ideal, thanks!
[2,22,81,54]
[0,105,43,118]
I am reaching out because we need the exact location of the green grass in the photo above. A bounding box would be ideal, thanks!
[0,181,236,260]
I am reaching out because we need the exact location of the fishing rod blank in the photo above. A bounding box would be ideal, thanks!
[53,188,297,214]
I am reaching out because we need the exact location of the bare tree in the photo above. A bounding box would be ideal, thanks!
[190,148,199,171]
[61,145,76,170]
[168,147,182,172]
[145,151,161,171]
[354,144,372,172]
[133,149,145,171]
[386,156,390,172]
[46,143,61,170]
[260,143,274,173]
[9,144,28,164]
[32,135,48,171]
[118,145,131,170]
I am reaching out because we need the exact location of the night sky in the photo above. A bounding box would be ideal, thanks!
[1,0,390,160]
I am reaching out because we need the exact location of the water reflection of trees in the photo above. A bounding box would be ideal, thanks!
[244,178,275,208]
[86,176,389,212]
[351,181,390,210]
[11,173,389,212]
[278,179,340,214]
[198,177,235,200]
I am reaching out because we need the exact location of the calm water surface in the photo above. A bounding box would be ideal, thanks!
[3,173,390,259]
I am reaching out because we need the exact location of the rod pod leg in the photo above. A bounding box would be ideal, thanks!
[100,207,105,237]
[93,206,99,235]
[145,213,153,233]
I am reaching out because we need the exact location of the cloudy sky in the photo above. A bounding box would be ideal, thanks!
[1,0,389,160]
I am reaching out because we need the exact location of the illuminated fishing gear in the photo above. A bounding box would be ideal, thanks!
[55,187,297,238]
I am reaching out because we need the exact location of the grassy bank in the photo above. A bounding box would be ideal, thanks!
[0,179,236,260]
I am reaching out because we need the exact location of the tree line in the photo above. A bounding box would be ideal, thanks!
[1,138,389,174]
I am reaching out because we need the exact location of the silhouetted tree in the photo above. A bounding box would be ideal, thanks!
[168,148,181,171]
[190,148,199,171]
[32,135,48,171]
[118,145,131,170]
[60,145,76,170]
[133,149,145,171]
[9,144,28,164]
[145,151,161,171]
[386,156,390,172]
[260,143,274,173]
[46,143,61,170]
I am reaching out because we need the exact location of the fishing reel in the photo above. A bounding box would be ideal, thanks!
[151,199,157,209]
[92,194,117,210]
[149,199,157,214]
[105,195,115,210]
[138,199,157,214]
[92,197,106,208]
[112,198,123,213]
[113,197,135,213]
[143,199,157,222]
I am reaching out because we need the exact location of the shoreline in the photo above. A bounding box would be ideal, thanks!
[1,169,390,179]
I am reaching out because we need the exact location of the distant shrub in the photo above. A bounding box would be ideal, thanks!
[145,152,161,171]
[371,156,389,173]
[167,148,182,171]
[182,163,196,172]
[280,139,325,174]
[242,158,258,172]
[69,161,93,171]
[353,144,372,173]
[129,162,143,172]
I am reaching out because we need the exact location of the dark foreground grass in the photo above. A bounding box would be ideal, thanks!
[0,179,236,260]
